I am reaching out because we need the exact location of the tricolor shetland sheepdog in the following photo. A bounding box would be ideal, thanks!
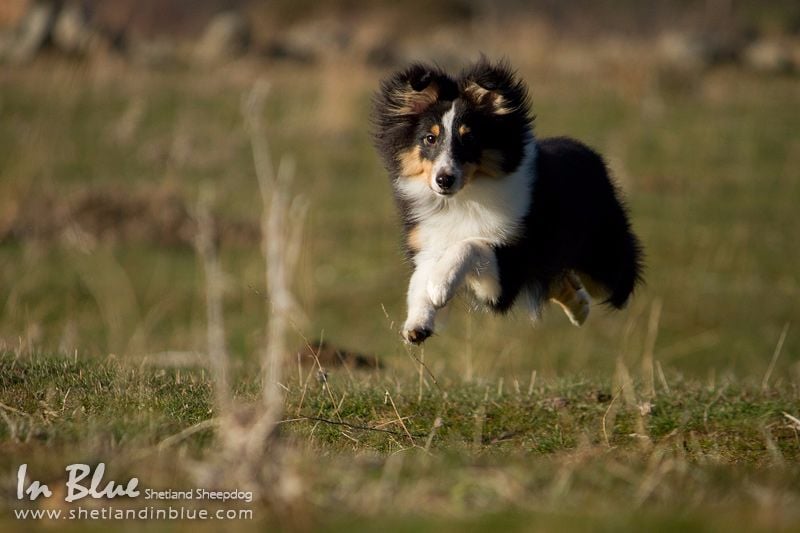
[372,59,644,344]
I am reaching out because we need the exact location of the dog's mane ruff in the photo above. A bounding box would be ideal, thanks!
[397,135,538,256]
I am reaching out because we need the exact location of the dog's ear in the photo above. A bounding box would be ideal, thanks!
[378,63,457,116]
[460,58,530,116]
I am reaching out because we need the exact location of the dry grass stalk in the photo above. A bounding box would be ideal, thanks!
[762,323,790,391]
[194,188,230,413]
[293,332,345,421]
[527,369,537,397]
[464,310,474,382]
[614,357,638,407]
[424,416,443,453]
[473,403,487,450]
[641,298,662,399]
[188,80,308,511]
[243,80,308,409]
[385,390,416,447]
[602,384,625,448]
[417,347,425,403]
[655,359,671,394]
[783,412,800,430]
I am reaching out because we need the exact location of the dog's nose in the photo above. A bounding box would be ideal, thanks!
[435,172,456,191]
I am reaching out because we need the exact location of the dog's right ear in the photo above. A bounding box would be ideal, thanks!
[377,63,457,116]
[460,58,530,117]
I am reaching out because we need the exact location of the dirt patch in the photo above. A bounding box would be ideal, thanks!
[295,340,381,370]
[0,186,260,248]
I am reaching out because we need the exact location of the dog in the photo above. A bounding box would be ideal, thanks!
[372,59,644,344]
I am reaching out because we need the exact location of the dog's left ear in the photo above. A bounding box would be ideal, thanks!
[460,59,529,116]
[377,63,458,116]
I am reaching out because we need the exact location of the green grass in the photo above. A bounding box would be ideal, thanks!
[1,354,798,530]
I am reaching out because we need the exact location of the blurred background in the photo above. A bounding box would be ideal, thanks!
[1,0,798,380]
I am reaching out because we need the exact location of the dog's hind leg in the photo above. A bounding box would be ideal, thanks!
[549,271,591,326]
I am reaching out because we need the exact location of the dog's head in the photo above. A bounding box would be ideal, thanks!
[373,59,532,197]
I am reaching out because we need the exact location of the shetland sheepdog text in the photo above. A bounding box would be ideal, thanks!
[372,59,643,344]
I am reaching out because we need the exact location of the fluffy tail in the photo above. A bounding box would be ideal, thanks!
[604,223,644,309]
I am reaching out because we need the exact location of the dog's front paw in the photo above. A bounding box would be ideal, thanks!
[402,303,436,345]
[402,325,433,345]
[426,279,453,308]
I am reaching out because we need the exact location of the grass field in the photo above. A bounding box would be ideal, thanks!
[1,18,799,530]
[2,356,799,531]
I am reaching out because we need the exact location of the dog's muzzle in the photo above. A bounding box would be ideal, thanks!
[431,166,464,196]
[435,172,456,194]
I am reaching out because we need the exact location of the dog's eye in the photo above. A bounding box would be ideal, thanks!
[423,134,437,146]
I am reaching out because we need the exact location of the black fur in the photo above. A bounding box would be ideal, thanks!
[459,59,532,174]
[493,137,644,311]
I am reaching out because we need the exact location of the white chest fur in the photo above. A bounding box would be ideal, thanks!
[404,140,538,264]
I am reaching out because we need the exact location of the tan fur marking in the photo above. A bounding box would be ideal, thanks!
[549,277,577,307]
[491,96,512,115]
[391,83,440,115]
[463,149,506,184]
[430,124,440,136]
[463,82,512,115]
[398,146,433,182]
[407,225,422,253]
[462,162,478,184]
[464,82,490,105]
[458,124,471,136]
[476,149,506,179]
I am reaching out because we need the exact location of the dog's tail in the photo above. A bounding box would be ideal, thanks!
[536,136,645,310]
[603,221,645,309]
[575,160,644,309]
